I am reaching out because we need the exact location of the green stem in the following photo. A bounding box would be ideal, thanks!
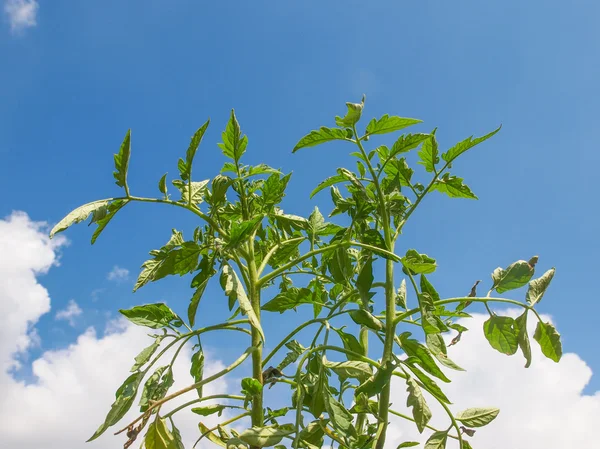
[163,395,246,419]
[388,409,460,441]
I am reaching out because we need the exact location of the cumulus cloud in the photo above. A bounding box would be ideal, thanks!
[55,300,83,326]
[386,310,600,448]
[4,0,38,33]
[107,265,130,282]
[0,212,232,448]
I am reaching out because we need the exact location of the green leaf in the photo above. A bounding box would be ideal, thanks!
[398,442,420,448]
[515,311,532,368]
[50,199,111,239]
[324,392,357,439]
[198,423,226,447]
[461,441,473,449]
[188,255,216,326]
[87,372,143,441]
[483,315,518,355]
[210,174,233,204]
[145,418,177,449]
[221,264,265,341]
[333,326,365,361]
[241,377,263,396]
[218,109,248,163]
[357,257,374,304]
[404,363,452,404]
[355,361,395,398]
[171,420,185,449]
[533,321,562,362]
[158,173,168,197]
[441,126,501,164]
[420,275,440,302]
[139,366,174,412]
[424,431,448,449]
[191,404,226,416]
[405,376,432,433]
[366,115,422,136]
[227,216,262,249]
[418,133,439,173]
[396,279,407,309]
[130,335,163,372]
[349,309,383,331]
[402,250,437,274]
[113,129,131,190]
[238,425,295,447]
[324,360,372,380]
[455,407,500,427]
[119,303,183,329]
[526,268,555,306]
[492,259,536,293]
[262,173,292,209]
[390,133,431,157]
[384,158,414,187]
[90,199,129,244]
[277,340,305,372]
[310,174,347,198]
[335,96,365,127]
[190,349,204,397]
[172,179,209,204]
[399,333,450,382]
[262,287,314,313]
[292,127,351,153]
[179,120,210,181]
[433,173,477,199]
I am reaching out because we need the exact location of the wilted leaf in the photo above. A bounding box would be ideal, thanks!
[526,268,555,306]
[405,376,432,433]
[533,321,562,362]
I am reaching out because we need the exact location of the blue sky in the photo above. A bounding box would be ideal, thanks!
[1,1,599,446]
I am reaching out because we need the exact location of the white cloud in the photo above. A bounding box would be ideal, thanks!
[55,300,83,326]
[386,310,600,448]
[0,212,232,448]
[107,265,129,282]
[4,0,38,33]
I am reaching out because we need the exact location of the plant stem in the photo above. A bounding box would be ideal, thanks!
[388,409,460,440]
[162,395,245,419]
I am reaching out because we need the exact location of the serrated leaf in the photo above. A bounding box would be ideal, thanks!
[221,264,264,341]
[139,366,174,412]
[492,259,535,294]
[190,348,204,397]
[179,120,210,181]
[90,199,129,244]
[145,418,177,449]
[171,420,185,449]
[324,360,372,380]
[418,133,439,173]
[292,127,351,153]
[390,133,431,157]
[424,431,448,449]
[113,129,131,190]
[120,303,183,329]
[399,333,450,382]
[192,404,226,416]
[172,179,209,204]
[366,115,422,136]
[442,126,501,164]
[405,376,432,433]
[526,268,555,306]
[405,363,452,404]
[402,250,437,274]
[455,407,500,427]
[238,425,295,447]
[310,174,347,198]
[188,255,216,326]
[433,173,477,199]
[87,372,143,441]
[483,315,518,355]
[130,335,163,372]
[533,321,562,362]
[324,393,357,439]
[218,109,247,163]
[515,311,532,368]
[227,216,262,249]
[277,340,305,372]
[262,287,314,313]
[50,199,111,239]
